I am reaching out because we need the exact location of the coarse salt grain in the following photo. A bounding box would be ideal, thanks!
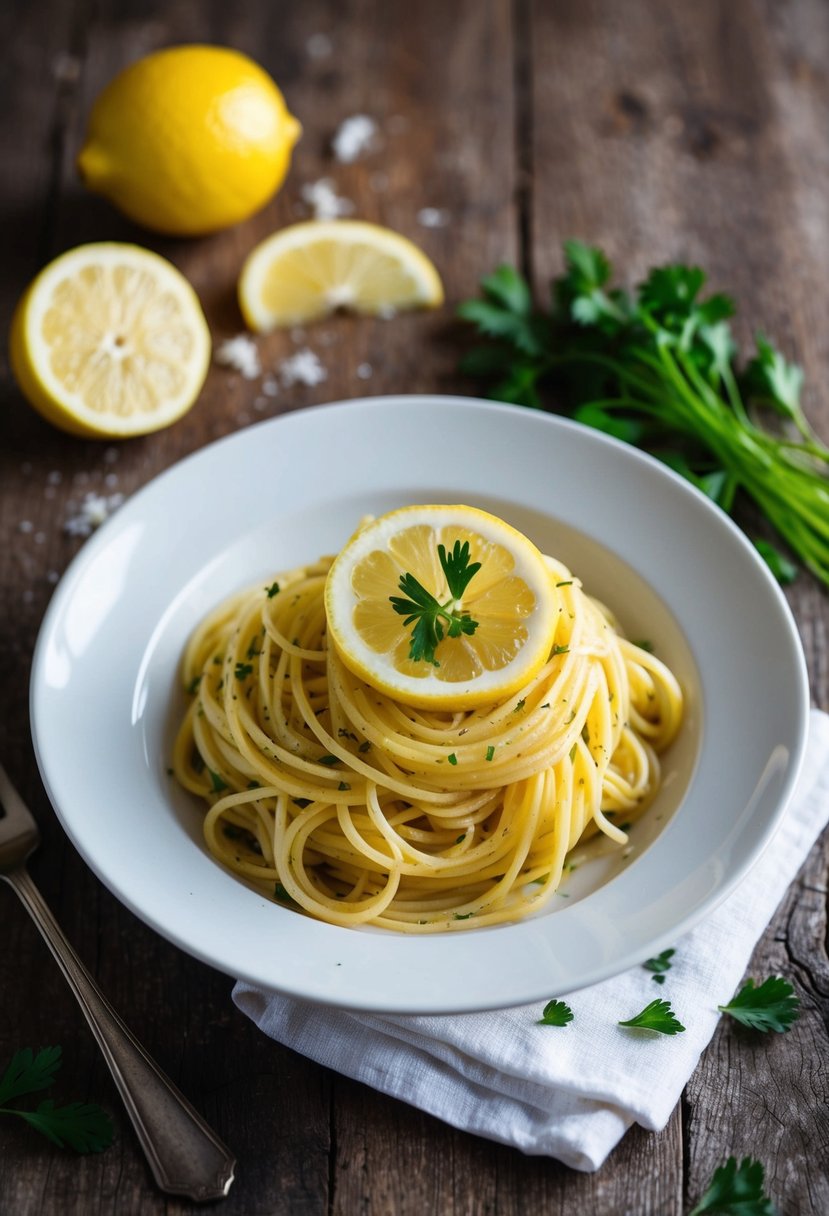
[215,335,262,380]
[278,348,327,388]
[64,492,125,538]
[306,32,333,59]
[331,115,378,163]
[301,178,354,221]
[417,207,451,229]
[356,363,373,380]
[19,521,34,533]
[262,376,280,398]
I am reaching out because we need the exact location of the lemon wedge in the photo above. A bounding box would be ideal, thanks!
[325,505,559,709]
[238,220,444,331]
[10,243,211,438]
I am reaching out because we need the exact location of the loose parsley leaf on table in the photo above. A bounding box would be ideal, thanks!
[458,244,829,587]
[642,947,675,984]
[0,1047,113,1154]
[689,1156,778,1216]
[618,998,685,1035]
[537,999,574,1027]
[390,540,481,666]
[718,976,800,1033]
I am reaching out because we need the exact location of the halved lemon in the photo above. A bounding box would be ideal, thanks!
[325,505,559,709]
[238,220,444,331]
[10,242,211,438]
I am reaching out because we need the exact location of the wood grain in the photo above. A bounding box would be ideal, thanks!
[0,0,827,1213]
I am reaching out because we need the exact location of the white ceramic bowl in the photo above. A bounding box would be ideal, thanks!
[30,397,809,1013]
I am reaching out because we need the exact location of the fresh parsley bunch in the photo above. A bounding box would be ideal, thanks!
[458,244,829,587]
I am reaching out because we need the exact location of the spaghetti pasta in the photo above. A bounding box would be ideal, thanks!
[172,546,683,933]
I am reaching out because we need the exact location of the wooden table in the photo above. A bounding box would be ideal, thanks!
[2,2,827,1212]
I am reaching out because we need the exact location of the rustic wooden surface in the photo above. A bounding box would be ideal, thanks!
[1,1,827,1213]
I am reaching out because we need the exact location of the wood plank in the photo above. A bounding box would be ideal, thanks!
[333,1077,683,1216]
[529,2,829,1213]
[1,2,341,1212]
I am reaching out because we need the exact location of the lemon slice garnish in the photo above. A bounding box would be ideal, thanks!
[9,242,211,438]
[325,505,558,709]
[238,220,444,331]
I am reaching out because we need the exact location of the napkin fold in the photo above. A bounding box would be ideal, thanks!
[234,709,829,1172]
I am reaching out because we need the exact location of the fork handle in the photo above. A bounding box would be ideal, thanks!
[4,866,235,1202]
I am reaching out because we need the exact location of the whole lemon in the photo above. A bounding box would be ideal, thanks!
[77,45,301,236]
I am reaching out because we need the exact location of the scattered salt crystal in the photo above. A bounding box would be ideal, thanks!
[52,52,81,82]
[306,32,333,59]
[356,363,373,380]
[104,472,119,488]
[254,398,268,411]
[64,492,125,538]
[278,348,327,388]
[417,207,451,229]
[301,178,354,221]
[47,570,60,584]
[19,520,33,534]
[46,470,62,485]
[331,115,378,163]
[378,304,397,320]
[34,532,46,544]
[261,376,280,398]
[103,447,119,464]
[214,335,262,380]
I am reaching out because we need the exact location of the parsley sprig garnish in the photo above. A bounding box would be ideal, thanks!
[689,1156,778,1216]
[390,540,481,666]
[458,246,829,586]
[618,998,685,1035]
[718,976,800,1033]
[0,1047,114,1153]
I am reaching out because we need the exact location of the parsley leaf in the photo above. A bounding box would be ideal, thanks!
[459,244,829,587]
[390,540,481,666]
[643,948,675,984]
[15,1100,114,1153]
[618,998,685,1035]
[689,1156,777,1216]
[0,1047,113,1154]
[0,1047,62,1105]
[718,976,800,1033]
[537,1000,574,1027]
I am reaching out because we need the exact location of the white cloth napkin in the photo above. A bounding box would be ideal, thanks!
[234,709,829,1172]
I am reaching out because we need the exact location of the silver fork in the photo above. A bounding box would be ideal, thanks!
[0,762,236,1202]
